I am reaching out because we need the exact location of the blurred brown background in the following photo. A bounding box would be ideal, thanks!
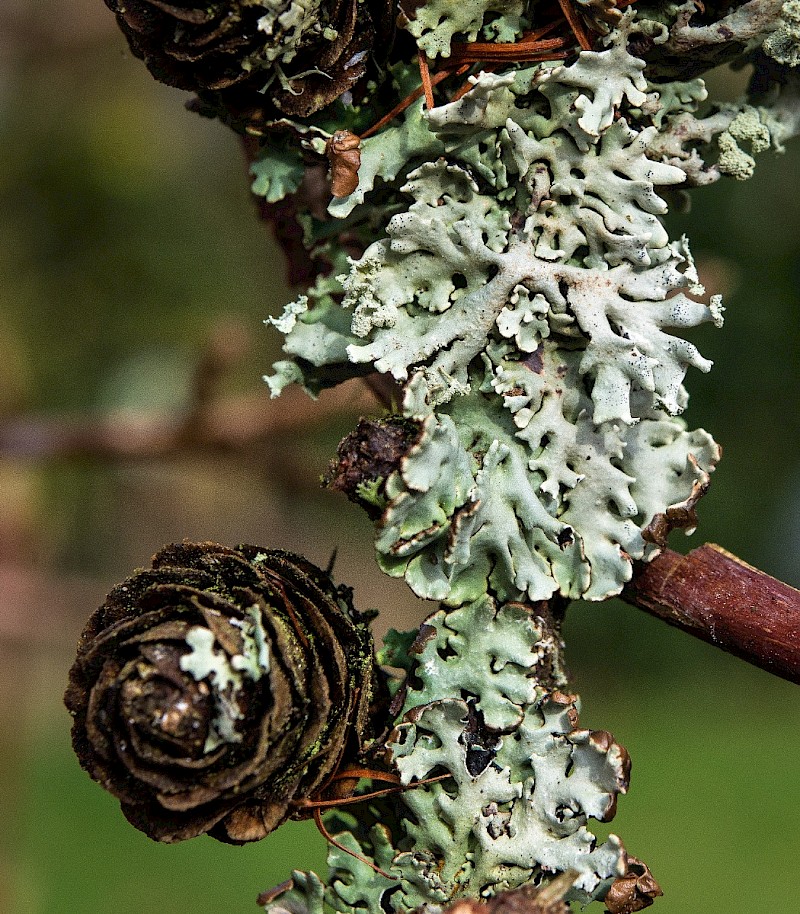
[1,2,799,912]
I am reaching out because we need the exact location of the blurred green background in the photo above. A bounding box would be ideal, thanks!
[0,2,798,912]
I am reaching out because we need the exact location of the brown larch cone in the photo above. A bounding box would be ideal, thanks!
[65,541,381,844]
[103,0,395,123]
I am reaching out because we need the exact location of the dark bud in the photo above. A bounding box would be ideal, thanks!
[104,0,396,124]
[326,417,419,518]
[65,542,379,843]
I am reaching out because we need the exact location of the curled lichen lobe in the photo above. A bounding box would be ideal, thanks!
[65,541,378,844]
[604,854,663,913]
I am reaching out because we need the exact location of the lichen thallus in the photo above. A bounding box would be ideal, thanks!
[319,0,641,882]
[291,753,452,878]
[327,0,638,196]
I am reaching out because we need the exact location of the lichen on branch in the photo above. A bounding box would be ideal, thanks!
[252,5,800,905]
[269,599,637,913]
[76,2,800,914]
[270,14,724,603]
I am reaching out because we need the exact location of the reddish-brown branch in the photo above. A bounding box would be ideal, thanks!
[447,33,575,63]
[418,49,435,109]
[622,544,800,684]
[556,0,594,50]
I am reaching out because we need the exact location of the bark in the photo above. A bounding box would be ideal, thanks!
[622,544,800,684]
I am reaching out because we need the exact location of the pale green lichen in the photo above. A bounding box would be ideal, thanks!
[266,263,360,398]
[717,130,758,180]
[334,598,627,910]
[375,352,717,605]
[342,151,716,415]
[717,104,783,179]
[261,870,326,914]
[180,604,271,751]
[251,145,305,203]
[255,0,326,65]
[326,827,400,914]
[652,92,800,185]
[354,478,387,510]
[254,7,800,913]
[387,696,627,906]
[764,0,800,66]
[271,21,723,601]
[82,0,800,909]
[262,596,632,914]
[398,596,566,728]
[402,0,528,58]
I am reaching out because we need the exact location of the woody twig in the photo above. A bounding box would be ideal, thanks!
[623,544,800,684]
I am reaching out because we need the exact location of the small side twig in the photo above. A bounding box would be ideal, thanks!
[622,544,800,684]
[0,382,381,461]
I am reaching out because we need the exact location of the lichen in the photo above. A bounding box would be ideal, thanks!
[387,696,628,907]
[764,0,800,66]
[272,19,723,602]
[375,355,717,604]
[180,604,271,750]
[248,4,798,913]
[319,598,630,912]
[398,597,566,728]
[251,145,305,203]
[402,0,529,58]
[254,0,326,66]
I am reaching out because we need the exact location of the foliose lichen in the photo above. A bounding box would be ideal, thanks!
[264,599,633,913]
[92,1,800,912]
[242,4,800,907]
[269,14,724,603]
[763,0,800,67]
[401,0,530,57]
